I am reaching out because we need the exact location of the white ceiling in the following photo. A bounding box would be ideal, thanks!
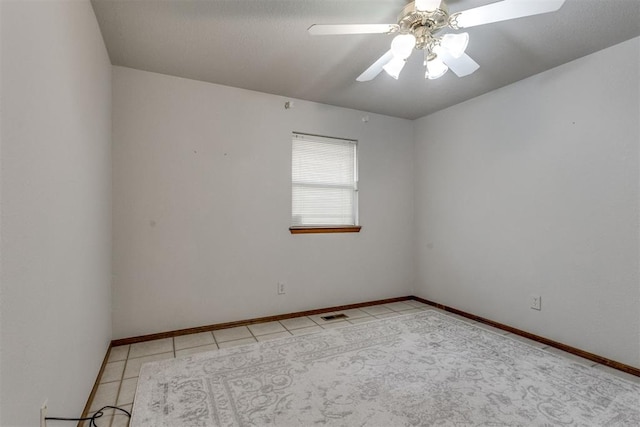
[91,0,640,120]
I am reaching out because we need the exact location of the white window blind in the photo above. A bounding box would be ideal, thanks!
[292,133,358,227]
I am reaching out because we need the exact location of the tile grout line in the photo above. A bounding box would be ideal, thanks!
[246,326,259,343]
[115,345,133,420]
[309,316,324,327]
[211,331,219,349]
[176,338,221,356]
[125,344,136,427]
[277,319,294,333]
[100,345,131,427]
[280,318,321,332]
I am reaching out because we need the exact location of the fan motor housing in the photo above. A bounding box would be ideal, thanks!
[398,1,450,50]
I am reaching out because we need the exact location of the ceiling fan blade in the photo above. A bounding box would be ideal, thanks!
[357,50,394,82]
[308,24,397,35]
[453,0,566,29]
[439,51,479,77]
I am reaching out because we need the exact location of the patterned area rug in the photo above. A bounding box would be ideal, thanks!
[132,311,640,426]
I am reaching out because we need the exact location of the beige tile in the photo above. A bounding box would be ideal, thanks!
[174,332,215,350]
[374,312,402,319]
[108,345,130,362]
[360,305,393,316]
[309,312,346,325]
[402,308,425,314]
[280,316,317,330]
[176,344,219,358]
[347,316,376,325]
[544,346,597,367]
[100,360,125,383]
[383,301,415,312]
[81,408,114,427]
[320,321,349,330]
[472,321,510,335]
[593,364,640,384]
[256,331,292,342]
[503,333,548,349]
[218,337,257,349]
[110,404,133,427]
[123,352,173,379]
[248,321,287,336]
[445,312,477,324]
[90,381,120,411]
[117,377,138,405]
[129,338,173,358]
[213,326,252,342]
[337,308,369,319]
[290,325,323,336]
[404,300,432,308]
[97,411,116,427]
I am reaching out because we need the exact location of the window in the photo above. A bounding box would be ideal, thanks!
[290,133,360,234]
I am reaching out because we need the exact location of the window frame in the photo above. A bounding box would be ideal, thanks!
[290,132,361,234]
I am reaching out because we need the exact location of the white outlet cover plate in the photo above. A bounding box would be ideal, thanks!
[40,399,48,427]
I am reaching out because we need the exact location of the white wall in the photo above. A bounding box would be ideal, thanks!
[112,67,414,339]
[414,37,640,368]
[0,1,112,425]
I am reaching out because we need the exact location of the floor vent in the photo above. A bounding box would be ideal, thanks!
[321,313,349,321]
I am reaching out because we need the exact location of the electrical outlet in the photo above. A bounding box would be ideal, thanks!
[40,399,48,427]
[277,282,286,295]
[530,295,542,311]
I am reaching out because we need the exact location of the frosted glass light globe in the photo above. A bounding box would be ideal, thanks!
[440,32,469,58]
[425,57,449,79]
[383,57,407,79]
[390,34,416,60]
[415,0,442,12]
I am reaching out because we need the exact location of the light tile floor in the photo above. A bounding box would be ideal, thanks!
[83,300,640,427]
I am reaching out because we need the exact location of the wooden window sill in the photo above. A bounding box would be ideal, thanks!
[289,226,362,234]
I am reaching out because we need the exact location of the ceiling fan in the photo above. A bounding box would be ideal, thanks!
[308,0,566,81]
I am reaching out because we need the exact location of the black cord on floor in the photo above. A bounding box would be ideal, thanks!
[45,405,131,427]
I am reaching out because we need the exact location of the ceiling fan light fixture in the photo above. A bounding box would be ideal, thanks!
[440,32,469,58]
[383,57,407,79]
[308,0,566,82]
[415,0,442,12]
[390,34,416,60]
[425,57,448,79]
